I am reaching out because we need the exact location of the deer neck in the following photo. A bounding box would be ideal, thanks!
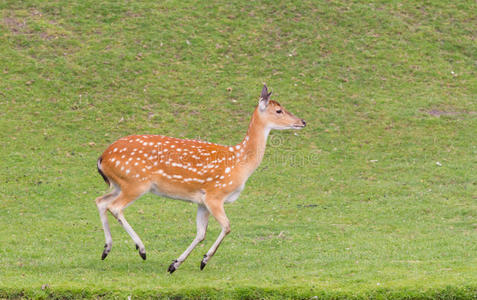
[236,108,271,176]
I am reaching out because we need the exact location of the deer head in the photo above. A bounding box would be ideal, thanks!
[257,85,306,130]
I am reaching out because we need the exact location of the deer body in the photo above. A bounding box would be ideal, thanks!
[95,85,305,273]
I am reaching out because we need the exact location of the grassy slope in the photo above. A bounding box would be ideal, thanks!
[0,0,476,298]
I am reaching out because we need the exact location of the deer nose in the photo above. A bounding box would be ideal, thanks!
[301,119,306,127]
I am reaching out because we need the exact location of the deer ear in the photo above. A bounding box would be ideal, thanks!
[259,85,270,111]
[261,85,269,100]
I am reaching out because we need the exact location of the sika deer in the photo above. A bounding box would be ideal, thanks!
[95,85,306,273]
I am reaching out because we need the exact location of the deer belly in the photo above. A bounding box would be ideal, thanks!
[224,184,245,203]
[150,181,205,204]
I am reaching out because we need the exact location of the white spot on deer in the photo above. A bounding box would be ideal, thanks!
[111,158,116,162]
[113,148,118,152]
[229,147,234,152]
[149,142,153,146]
[207,177,213,181]
[126,169,130,174]
[225,167,230,174]
[136,174,140,178]
[173,175,182,179]
[115,161,120,166]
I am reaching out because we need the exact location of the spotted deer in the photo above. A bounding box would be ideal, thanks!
[95,85,306,273]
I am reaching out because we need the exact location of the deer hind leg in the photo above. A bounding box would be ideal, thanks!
[106,188,147,260]
[200,198,230,270]
[95,186,120,260]
[168,204,210,274]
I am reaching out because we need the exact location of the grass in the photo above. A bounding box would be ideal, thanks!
[0,0,476,298]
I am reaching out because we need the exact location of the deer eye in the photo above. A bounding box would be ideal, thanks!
[276,109,282,114]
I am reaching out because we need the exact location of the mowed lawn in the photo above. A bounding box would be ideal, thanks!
[0,0,476,298]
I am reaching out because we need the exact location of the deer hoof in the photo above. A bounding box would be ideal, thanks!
[101,243,111,260]
[139,251,146,260]
[200,255,207,270]
[168,260,178,274]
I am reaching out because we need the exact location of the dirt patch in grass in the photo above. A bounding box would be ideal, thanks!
[2,17,27,34]
[427,109,476,117]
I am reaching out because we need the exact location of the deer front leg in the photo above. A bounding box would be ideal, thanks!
[200,199,230,270]
[168,204,210,273]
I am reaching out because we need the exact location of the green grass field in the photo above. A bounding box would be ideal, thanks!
[1,0,476,299]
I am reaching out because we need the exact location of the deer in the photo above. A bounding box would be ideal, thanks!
[95,85,306,273]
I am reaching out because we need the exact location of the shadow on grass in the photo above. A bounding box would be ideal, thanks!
[1,285,476,299]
